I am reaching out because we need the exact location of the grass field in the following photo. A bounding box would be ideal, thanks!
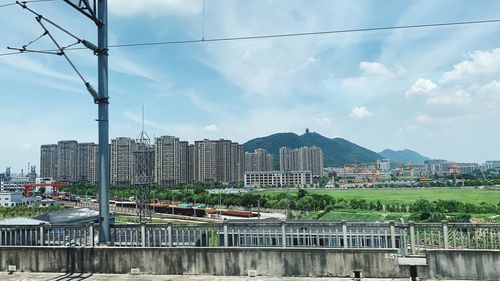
[264,188,500,205]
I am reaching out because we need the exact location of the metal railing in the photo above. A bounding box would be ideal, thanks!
[1,221,499,256]
[407,221,500,255]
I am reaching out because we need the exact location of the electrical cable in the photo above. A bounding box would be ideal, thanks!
[109,18,500,48]
[1,8,500,57]
[0,0,55,8]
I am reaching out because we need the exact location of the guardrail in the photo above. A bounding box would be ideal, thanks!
[1,221,498,256]
[408,222,500,255]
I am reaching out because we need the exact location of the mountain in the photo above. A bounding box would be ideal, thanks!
[243,131,382,167]
[378,149,430,165]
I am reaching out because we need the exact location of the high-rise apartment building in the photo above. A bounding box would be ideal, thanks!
[57,140,78,182]
[155,136,180,186]
[188,144,195,183]
[179,141,189,184]
[279,146,323,177]
[111,137,134,186]
[88,144,99,184]
[194,139,217,183]
[230,142,245,182]
[245,148,274,172]
[216,139,232,182]
[40,144,58,179]
[77,143,99,184]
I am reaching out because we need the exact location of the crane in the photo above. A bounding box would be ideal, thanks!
[23,182,66,197]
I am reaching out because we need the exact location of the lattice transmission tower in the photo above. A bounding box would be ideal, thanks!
[133,106,154,223]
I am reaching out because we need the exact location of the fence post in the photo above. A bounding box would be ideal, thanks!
[281,220,287,248]
[223,220,229,247]
[39,224,45,246]
[342,220,348,249]
[409,222,416,255]
[389,221,396,249]
[89,223,95,247]
[167,223,173,247]
[141,224,146,247]
[442,220,449,249]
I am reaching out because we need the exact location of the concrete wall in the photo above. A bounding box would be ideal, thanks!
[2,246,499,279]
[0,247,406,278]
[426,249,500,281]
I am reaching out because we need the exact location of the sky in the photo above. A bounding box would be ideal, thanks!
[1,0,500,172]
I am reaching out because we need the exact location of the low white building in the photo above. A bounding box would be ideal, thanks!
[0,191,34,207]
[244,170,313,188]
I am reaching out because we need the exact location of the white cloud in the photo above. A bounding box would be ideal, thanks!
[442,48,500,82]
[350,106,373,119]
[203,124,220,132]
[405,78,437,97]
[109,0,202,17]
[426,89,471,105]
[416,114,432,124]
[479,80,500,97]
[359,61,393,76]
[314,116,332,127]
[289,56,320,73]
[110,54,164,82]
[0,55,80,84]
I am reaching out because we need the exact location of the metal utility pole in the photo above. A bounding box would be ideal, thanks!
[96,0,110,244]
[62,0,110,243]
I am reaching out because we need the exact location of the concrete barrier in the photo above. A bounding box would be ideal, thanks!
[2,246,499,279]
[426,249,500,281]
[0,247,406,278]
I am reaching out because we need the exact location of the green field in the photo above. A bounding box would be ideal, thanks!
[265,188,500,205]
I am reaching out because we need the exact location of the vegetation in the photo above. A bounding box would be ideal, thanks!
[269,188,500,205]
[0,205,67,219]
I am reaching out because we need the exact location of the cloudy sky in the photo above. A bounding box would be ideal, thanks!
[1,0,500,172]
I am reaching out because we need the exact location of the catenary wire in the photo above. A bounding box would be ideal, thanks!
[1,18,500,57]
[0,0,56,8]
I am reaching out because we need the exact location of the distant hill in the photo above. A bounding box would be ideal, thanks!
[243,131,382,167]
[378,149,430,165]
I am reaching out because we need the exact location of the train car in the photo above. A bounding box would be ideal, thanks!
[151,204,205,217]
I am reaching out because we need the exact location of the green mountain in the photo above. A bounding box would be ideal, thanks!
[243,131,382,167]
[378,149,430,165]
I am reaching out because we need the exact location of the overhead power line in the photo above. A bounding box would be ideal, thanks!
[0,0,55,8]
[2,18,500,57]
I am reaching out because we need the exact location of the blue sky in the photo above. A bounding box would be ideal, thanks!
[1,0,500,172]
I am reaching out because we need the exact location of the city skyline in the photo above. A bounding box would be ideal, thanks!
[2,0,500,171]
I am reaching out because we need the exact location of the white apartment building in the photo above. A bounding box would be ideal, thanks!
[376,159,391,172]
[111,137,134,185]
[155,136,181,186]
[245,148,274,172]
[244,170,313,188]
[279,146,324,177]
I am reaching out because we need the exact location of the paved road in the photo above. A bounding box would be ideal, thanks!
[0,273,414,281]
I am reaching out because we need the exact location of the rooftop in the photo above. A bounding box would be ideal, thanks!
[0,217,47,225]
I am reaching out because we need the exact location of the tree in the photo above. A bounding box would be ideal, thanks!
[297,188,308,199]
